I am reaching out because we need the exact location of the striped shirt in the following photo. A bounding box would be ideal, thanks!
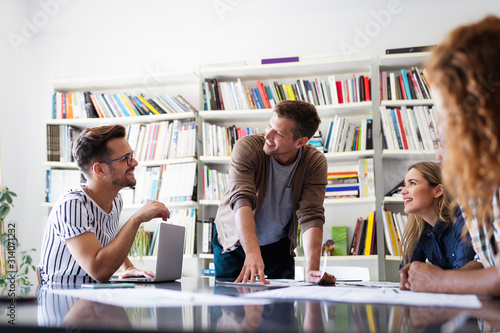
[467,191,500,268]
[39,186,122,284]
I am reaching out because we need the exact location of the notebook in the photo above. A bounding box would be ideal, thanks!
[112,222,185,283]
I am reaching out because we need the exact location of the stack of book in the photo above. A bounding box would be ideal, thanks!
[52,92,197,119]
[326,158,375,199]
[202,166,230,201]
[126,120,196,161]
[46,125,81,162]
[133,162,197,204]
[308,131,325,152]
[326,171,360,199]
[381,207,407,256]
[324,117,373,153]
[380,67,431,101]
[349,212,377,255]
[202,74,371,111]
[202,123,259,157]
[380,105,439,151]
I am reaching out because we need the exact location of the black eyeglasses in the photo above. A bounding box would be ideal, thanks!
[99,151,135,166]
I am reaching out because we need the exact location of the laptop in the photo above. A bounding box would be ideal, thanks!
[112,222,185,283]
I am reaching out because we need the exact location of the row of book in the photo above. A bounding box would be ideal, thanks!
[126,120,196,161]
[202,74,371,111]
[52,91,198,119]
[146,210,197,256]
[380,67,431,101]
[381,208,407,256]
[324,117,373,153]
[202,166,229,201]
[380,105,439,151]
[45,166,197,205]
[46,125,81,162]
[349,212,377,255]
[327,158,375,199]
[201,123,260,157]
[133,162,197,204]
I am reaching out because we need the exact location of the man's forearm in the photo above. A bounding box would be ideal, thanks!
[302,226,323,273]
[458,261,483,271]
[439,265,500,296]
[90,218,142,279]
[234,206,261,257]
[66,218,142,283]
[120,257,135,272]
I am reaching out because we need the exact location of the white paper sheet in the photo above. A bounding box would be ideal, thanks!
[241,285,482,309]
[216,279,314,288]
[51,286,271,308]
[336,281,400,288]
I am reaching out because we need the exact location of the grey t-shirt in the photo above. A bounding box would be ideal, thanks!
[254,148,303,246]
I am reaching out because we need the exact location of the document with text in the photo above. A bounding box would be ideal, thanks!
[241,285,481,309]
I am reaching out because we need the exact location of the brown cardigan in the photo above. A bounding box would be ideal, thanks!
[214,133,327,255]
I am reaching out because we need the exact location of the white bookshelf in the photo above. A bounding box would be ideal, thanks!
[41,52,441,281]
[197,56,378,278]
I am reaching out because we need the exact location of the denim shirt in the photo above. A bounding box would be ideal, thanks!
[403,208,476,269]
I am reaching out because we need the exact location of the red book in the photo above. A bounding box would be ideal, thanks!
[336,81,343,103]
[398,75,407,100]
[395,108,409,149]
[256,81,271,109]
[364,76,371,101]
[350,217,363,255]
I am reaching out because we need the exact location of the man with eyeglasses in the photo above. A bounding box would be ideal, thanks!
[39,125,170,284]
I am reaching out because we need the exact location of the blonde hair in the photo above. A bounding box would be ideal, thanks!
[426,16,500,236]
[401,162,457,265]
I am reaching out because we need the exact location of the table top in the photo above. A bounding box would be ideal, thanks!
[1,277,499,332]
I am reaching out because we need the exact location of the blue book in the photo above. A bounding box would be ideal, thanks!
[52,94,56,119]
[324,121,334,153]
[113,94,130,117]
[265,85,275,106]
[148,222,160,255]
[351,127,358,151]
[202,268,216,276]
[326,185,360,192]
[252,88,263,109]
[390,108,404,149]
[401,69,412,100]
[309,140,322,147]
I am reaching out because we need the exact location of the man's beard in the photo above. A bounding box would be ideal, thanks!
[109,165,136,188]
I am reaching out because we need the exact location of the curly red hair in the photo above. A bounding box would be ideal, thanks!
[427,15,500,229]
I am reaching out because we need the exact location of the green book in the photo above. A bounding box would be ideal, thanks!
[331,226,348,256]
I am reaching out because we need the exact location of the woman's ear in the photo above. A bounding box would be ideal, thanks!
[434,184,444,198]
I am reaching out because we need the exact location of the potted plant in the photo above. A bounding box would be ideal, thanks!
[0,186,36,290]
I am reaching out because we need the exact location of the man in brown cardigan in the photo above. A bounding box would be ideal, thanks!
[213,100,336,285]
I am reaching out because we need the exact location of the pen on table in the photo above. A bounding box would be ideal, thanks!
[321,251,328,279]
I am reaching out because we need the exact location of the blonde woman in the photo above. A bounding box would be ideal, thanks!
[398,162,475,289]
[402,15,500,296]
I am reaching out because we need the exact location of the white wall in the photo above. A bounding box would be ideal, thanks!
[1,0,500,282]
